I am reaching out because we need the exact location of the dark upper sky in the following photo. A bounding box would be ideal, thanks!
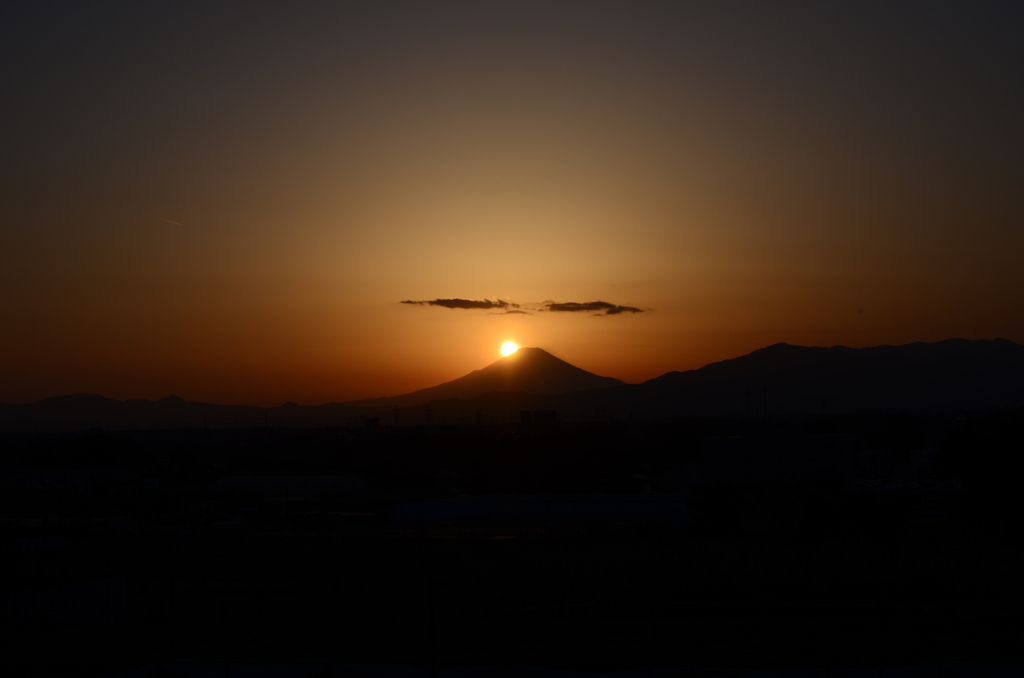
[2,1,1023,405]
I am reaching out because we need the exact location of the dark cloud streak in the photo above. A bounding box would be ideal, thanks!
[545,301,643,315]
[401,298,644,316]
[401,298,518,310]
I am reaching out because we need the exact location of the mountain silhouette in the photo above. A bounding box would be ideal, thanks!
[3,339,1024,431]
[624,338,1024,417]
[346,347,625,408]
[436,338,1024,420]
[0,393,269,432]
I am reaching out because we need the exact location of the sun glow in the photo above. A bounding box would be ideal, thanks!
[501,342,519,356]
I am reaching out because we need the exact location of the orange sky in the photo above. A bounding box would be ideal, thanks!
[2,3,1022,405]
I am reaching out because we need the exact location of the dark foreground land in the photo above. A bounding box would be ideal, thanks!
[1,413,1022,675]
[5,533,1023,674]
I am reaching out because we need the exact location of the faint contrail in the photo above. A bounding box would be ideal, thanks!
[163,219,184,226]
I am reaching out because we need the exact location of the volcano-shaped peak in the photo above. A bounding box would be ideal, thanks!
[493,346,568,367]
[474,346,595,381]
[369,347,625,407]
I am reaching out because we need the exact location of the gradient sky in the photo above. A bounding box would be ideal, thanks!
[2,1,1023,405]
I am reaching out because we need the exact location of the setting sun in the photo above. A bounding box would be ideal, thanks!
[501,342,519,356]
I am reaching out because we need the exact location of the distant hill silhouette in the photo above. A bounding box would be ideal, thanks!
[2,339,1023,431]
[626,338,1024,417]
[437,338,1024,420]
[0,393,273,432]
[345,347,624,409]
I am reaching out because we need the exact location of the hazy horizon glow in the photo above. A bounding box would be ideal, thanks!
[2,3,1023,405]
